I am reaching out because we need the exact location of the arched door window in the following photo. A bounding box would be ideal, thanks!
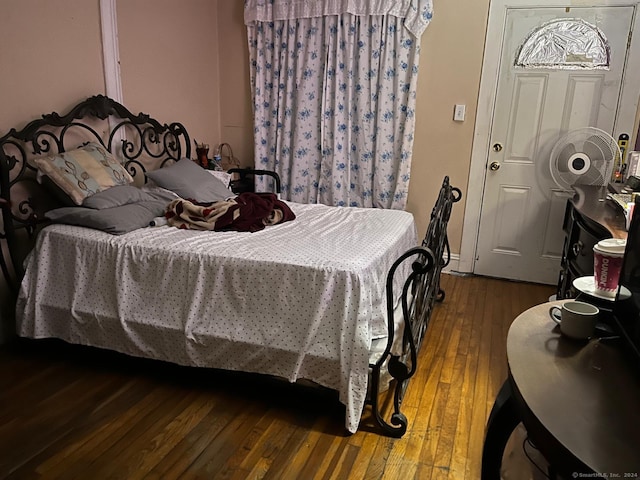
[515,18,610,69]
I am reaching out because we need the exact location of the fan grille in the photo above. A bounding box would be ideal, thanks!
[549,127,619,191]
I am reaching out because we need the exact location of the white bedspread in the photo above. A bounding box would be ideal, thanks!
[16,201,417,433]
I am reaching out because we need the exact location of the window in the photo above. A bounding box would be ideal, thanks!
[515,18,610,70]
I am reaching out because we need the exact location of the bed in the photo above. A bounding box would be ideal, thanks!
[0,95,461,437]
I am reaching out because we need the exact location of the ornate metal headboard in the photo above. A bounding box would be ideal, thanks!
[0,94,191,292]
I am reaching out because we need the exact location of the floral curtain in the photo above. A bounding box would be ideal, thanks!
[245,0,432,209]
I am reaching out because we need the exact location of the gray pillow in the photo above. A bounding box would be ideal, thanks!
[145,158,235,202]
[82,185,176,209]
[45,200,167,235]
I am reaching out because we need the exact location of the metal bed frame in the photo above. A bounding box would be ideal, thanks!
[0,95,190,290]
[0,95,461,437]
[367,175,461,436]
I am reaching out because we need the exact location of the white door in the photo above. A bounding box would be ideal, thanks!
[473,6,635,284]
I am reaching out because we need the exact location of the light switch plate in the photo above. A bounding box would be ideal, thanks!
[454,104,466,122]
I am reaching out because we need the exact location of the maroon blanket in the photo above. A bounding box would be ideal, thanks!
[166,192,295,232]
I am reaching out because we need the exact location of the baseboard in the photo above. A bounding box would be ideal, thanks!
[442,253,460,275]
[441,253,475,277]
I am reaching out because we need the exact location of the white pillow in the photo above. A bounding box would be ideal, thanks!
[34,142,133,205]
[207,170,233,187]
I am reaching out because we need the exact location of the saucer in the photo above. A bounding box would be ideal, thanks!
[572,276,632,301]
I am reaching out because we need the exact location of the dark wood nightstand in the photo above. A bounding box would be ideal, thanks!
[556,186,627,299]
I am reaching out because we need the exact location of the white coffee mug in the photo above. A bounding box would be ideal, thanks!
[549,301,599,340]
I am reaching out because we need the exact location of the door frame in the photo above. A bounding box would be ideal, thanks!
[458,0,640,275]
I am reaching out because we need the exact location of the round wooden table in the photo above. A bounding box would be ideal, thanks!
[481,300,640,479]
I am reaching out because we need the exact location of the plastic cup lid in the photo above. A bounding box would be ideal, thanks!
[594,238,626,254]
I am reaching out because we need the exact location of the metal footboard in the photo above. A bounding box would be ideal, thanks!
[367,176,462,437]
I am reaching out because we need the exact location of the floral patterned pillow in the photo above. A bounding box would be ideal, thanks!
[34,142,133,205]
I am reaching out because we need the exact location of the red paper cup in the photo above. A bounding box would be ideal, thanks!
[593,239,626,297]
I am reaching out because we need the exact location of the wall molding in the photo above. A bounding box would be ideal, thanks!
[100,0,123,103]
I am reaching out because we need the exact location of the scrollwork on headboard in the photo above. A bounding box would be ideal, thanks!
[0,94,191,292]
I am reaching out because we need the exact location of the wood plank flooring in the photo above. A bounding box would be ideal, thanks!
[0,274,555,479]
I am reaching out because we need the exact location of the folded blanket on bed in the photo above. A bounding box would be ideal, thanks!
[166,192,295,232]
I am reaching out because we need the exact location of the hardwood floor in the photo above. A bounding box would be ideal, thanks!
[0,274,555,479]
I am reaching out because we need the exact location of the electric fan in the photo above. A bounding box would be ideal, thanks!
[549,127,620,191]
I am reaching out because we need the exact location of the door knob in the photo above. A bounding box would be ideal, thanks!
[489,161,501,171]
[493,143,503,152]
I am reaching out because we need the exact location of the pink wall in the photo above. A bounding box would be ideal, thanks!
[0,0,104,134]
[0,0,223,157]
[216,1,254,168]
[117,0,221,152]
